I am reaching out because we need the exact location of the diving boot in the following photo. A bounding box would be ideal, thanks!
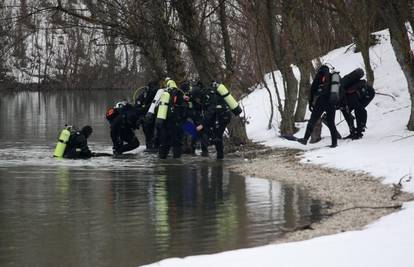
[344,128,358,139]
[297,138,308,145]
[352,132,363,140]
[113,147,122,156]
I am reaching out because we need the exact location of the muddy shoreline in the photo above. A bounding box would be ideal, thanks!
[230,148,413,243]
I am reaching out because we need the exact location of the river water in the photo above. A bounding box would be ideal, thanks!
[0,90,321,267]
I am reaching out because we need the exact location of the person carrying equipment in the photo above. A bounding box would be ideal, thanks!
[106,101,140,155]
[297,65,340,148]
[54,125,93,159]
[195,82,233,159]
[339,68,375,139]
[156,77,187,159]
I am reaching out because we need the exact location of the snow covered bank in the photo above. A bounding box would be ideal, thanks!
[243,29,414,192]
[143,29,414,267]
[145,203,414,267]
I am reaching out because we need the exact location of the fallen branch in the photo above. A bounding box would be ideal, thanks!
[323,204,402,217]
[382,105,410,115]
[391,174,412,200]
[392,135,414,143]
[280,223,314,232]
[375,92,396,101]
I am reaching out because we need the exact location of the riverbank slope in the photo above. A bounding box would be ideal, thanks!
[144,28,414,267]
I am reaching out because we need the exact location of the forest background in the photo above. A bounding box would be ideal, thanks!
[1,0,413,141]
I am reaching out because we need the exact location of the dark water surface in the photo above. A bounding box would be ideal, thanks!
[0,91,321,267]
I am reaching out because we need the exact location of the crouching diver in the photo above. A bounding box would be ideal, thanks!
[340,68,375,139]
[54,125,95,159]
[297,65,340,148]
[106,101,140,155]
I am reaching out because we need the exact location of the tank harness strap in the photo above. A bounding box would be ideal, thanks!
[221,92,231,98]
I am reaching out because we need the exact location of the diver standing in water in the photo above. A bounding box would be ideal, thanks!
[156,78,187,159]
[191,81,241,159]
[134,80,160,151]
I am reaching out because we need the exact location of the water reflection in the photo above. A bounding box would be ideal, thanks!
[0,91,321,267]
[0,90,130,145]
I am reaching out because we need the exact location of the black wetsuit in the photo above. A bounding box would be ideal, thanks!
[110,104,140,154]
[135,82,159,150]
[158,88,187,159]
[300,66,338,147]
[63,131,92,159]
[341,79,375,138]
[200,89,232,159]
[188,86,209,156]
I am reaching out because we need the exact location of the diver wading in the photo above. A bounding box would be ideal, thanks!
[156,78,187,159]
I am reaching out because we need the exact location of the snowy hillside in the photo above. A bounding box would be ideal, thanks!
[144,29,414,267]
[243,29,414,192]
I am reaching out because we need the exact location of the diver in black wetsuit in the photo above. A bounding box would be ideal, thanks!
[107,101,140,155]
[297,65,339,148]
[63,125,93,159]
[339,69,375,139]
[134,80,160,150]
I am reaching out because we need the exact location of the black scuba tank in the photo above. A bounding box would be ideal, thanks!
[341,68,365,91]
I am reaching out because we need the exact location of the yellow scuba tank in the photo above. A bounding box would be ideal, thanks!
[53,126,72,158]
[216,84,242,115]
[156,91,171,124]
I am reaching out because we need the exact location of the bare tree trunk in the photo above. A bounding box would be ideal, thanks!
[379,1,414,130]
[265,0,299,135]
[171,0,219,85]
[148,0,186,81]
[295,61,312,122]
[329,0,376,85]
[358,40,375,86]
[218,0,234,83]
[310,118,322,143]
[280,67,298,134]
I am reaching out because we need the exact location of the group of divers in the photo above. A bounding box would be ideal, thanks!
[53,78,242,160]
[53,64,375,161]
